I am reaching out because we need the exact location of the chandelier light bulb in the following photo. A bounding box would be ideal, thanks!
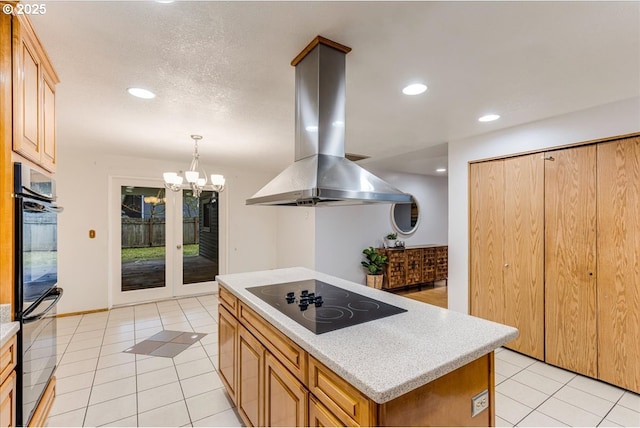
[185,170,199,184]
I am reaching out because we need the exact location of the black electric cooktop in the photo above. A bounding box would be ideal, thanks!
[247,279,407,334]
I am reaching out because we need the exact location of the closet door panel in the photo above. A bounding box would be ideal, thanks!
[470,161,505,324]
[545,145,597,377]
[503,154,545,360]
[597,137,640,393]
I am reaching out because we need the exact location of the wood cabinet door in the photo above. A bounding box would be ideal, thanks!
[502,154,545,360]
[422,248,436,282]
[596,137,640,393]
[385,250,406,289]
[238,325,264,427]
[40,70,56,171]
[545,145,598,377]
[13,21,41,163]
[406,249,423,285]
[218,305,238,404]
[435,246,448,280]
[264,352,307,427]
[0,371,16,428]
[470,160,505,325]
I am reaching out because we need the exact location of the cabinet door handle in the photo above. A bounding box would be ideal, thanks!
[504,263,510,268]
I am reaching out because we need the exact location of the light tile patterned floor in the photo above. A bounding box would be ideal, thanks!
[47,294,244,427]
[46,295,640,427]
[494,348,640,427]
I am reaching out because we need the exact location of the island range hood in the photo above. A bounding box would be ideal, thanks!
[246,36,411,207]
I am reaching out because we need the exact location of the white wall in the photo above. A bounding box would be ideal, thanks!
[447,96,640,314]
[315,172,449,284]
[56,146,278,314]
[275,207,316,269]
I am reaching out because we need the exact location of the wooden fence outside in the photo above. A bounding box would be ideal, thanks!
[121,217,199,248]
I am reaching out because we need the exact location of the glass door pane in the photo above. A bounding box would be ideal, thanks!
[121,186,167,291]
[182,190,218,285]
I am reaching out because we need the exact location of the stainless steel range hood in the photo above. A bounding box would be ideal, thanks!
[246,36,411,207]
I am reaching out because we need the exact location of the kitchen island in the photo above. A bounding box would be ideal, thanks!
[217,267,518,427]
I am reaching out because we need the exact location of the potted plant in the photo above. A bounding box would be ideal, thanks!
[385,232,398,248]
[361,246,388,289]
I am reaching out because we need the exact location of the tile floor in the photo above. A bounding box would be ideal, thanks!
[46,294,640,427]
[47,294,244,427]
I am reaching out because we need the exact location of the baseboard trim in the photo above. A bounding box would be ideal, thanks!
[57,308,108,318]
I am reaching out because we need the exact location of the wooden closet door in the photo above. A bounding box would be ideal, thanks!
[470,161,505,324]
[597,137,640,393]
[545,145,597,377]
[503,154,545,359]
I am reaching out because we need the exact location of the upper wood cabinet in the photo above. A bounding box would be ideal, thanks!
[12,13,59,172]
[470,154,545,360]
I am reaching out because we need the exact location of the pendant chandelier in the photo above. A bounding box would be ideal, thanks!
[163,135,226,198]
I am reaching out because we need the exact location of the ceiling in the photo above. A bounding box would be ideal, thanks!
[29,1,640,177]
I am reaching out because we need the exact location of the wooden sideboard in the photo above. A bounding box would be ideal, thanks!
[379,245,448,290]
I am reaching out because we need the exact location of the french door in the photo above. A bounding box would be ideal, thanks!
[111,177,219,306]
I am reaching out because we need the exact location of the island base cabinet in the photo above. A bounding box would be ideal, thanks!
[218,305,238,405]
[265,353,308,427]
[219,285,496,427]
[377,353,493,427]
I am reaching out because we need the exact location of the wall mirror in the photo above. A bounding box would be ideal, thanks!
[391,196,420,235]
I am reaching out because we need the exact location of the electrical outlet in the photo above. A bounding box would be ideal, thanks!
[471,390,489,417]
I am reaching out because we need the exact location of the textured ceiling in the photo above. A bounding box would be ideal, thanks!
[29,1,640,176]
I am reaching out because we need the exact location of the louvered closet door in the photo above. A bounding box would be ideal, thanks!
[470,161,505,325]
[502,154,544,360]
[597,137,640,393]
[545,145,597,377]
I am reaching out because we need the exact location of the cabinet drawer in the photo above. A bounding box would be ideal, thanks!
[308,356,373,427]
[0,335,17,385]
[239,302,308,384]
[219,285,238,316]
[309,395,349,427]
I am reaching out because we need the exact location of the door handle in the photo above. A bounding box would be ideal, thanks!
[177,244,182,250]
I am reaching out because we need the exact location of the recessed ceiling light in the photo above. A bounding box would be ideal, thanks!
[402,83,428,96]
[436,168,446,173]
[127,87,156,99]
[478,114,500,122]
[155,0,174,3]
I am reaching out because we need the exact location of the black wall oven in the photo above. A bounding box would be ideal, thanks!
[14,163,64,426]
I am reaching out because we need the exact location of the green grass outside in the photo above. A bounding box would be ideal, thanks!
[121,244,199,261]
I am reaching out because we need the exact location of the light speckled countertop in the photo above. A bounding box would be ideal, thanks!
[0,303,19,348]
[217,267,518,403]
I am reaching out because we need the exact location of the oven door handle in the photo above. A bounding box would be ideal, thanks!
[22,287,64,324]
[20,186,55,203]
[23,200,64,214]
